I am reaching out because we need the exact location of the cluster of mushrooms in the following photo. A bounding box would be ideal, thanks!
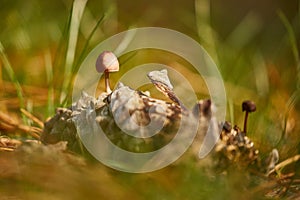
[41,51,279,172]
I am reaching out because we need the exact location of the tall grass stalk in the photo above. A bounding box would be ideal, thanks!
[0,41,26,121]
[74,14,105,72]
[52,1,73,89]
[45,50,55,117]
[60,0,88,105]
[61,14,106,106]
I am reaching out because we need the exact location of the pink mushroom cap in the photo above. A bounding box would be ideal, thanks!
[96,51,119,73]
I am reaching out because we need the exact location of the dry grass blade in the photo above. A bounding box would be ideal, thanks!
[0,111,42,139]
[0,147,14,151]
[0,136,22,151]
[268,154,300,175]
[0,80,51,109]
[20,108,44,128]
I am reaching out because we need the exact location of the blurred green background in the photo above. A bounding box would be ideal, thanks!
[0,0,299,199]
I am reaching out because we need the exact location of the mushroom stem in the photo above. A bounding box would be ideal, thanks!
[242,100,256,134]
[243,111,249,133]
[104,70,112,93]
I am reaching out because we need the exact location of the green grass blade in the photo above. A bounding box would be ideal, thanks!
[278,10,300,88]
[60,0,88,105]
[0,41,26,122]
[52,2,73,106]
[119,51,137,66]
[60,14,106,106]
[0,42,25,109]
[45,50,55,117]
[226,12,262,50]
[74,14,105,73]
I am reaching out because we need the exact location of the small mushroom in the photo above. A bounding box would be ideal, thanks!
[96,51,119,93]
[242,100,256,133]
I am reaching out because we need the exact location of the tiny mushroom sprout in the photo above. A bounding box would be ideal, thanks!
[96,51,119,93]
[242,100,256,133]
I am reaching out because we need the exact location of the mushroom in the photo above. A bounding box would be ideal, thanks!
[242,100,256,133]
[96,51,119,93]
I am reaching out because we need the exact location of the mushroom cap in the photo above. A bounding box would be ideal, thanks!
[242,100,256,112]
[96,51,119,73]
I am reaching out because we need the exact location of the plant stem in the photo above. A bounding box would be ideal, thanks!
[105,70,111,93]
[243,111,248,133]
